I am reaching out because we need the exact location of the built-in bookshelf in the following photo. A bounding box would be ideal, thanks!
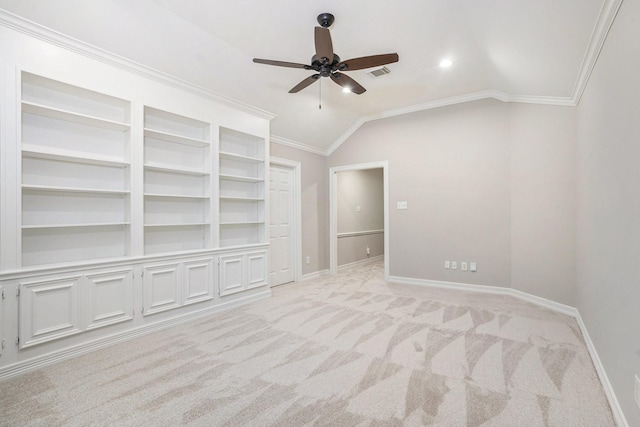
[20,72,131,266]
[143,107,211,254]
[219,127,266,247]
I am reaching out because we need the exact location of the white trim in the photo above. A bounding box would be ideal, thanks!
[325,91,576,155]
[270,135,326,156]
[0,289,271,381]
[0,10,275,121]
[387,274,628,427]
[301,269,329,282]
[329,161,390,281]
[338,255,384,271]
[571,0,624,105]
[337,229,384,238]
[574,311,629,427]
[269,157,303,284]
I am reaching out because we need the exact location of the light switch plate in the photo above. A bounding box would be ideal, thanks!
[397,201,408,210]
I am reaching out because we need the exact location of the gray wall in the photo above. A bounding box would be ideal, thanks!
[576,0,640,423]
[270,144,328,276]
[337,169,384,266]
[328,99,576,306]
[510,104,577,305]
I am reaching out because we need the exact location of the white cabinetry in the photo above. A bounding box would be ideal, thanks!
[219,250,268,296]
[142,257,215,316]
[219,128,266,247]
[0,24,273,377]
[143,107,212,254]
[20,72,131,267]
[18,268,134,349]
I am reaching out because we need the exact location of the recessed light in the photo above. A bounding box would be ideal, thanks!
[439,58,453,68]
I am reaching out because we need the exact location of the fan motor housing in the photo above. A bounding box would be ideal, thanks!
[311,54,341,77]
[317,13,334,28]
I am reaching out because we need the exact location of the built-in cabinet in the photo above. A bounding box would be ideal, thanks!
[0,47,271,375]
[219,128,266,247]
[143,107,212,254]
[20,72,132,267]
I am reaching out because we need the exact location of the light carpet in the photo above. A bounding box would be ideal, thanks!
[0,260,615,426]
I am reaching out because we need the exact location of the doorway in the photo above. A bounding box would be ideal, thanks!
[329,161,389,279]
[269,157,302,286]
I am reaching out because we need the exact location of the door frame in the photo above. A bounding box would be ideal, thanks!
[329,161,389,280]
[269,157,302,284]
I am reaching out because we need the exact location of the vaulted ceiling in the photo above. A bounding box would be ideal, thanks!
[0,0,615,153]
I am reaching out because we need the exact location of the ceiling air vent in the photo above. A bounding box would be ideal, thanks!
[367,66,391,78]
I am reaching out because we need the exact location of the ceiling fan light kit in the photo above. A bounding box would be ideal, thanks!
[253,13,399,97]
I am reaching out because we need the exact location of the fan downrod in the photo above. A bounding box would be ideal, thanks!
[317,13,334,28]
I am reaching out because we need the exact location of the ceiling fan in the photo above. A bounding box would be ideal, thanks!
[253,13,399,95]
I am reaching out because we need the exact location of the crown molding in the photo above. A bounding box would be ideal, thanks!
[571,0,624,104]
[325,90,575,156]
[270,135,327,156]
[0,9,276,121]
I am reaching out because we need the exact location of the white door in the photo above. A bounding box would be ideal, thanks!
[269,165,295,286]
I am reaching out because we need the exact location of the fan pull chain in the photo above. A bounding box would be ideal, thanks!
[319,77,322,110]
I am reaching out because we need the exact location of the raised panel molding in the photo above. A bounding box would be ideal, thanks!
[183,258,214,305]
[85,269,133,330]
[247,252,267,289]
[19,276,83,348]
[142,263,181,316]
[219,255,244,296]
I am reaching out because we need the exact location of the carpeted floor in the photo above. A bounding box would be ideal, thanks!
[0,259,615,426]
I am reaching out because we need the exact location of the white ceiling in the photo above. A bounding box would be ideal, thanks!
[0,0,610,152]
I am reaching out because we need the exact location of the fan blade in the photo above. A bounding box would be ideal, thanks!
[289,74,321,93]
[253,58,310,69]
[314,27,334,64]
[337,53,399,71]
[330,72,366,94]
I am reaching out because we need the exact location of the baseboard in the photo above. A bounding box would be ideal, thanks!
[574,311,629,427]
[387,274,627,426]
[0,290,271,381]
[338,255,384,271]
[301,269,329,281]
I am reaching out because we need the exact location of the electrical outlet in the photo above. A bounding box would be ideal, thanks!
[366,245,370,255]
[306,256,310,265]
[451,261,457,270]
[635,375,640,408]
[470,262,477,272]
[444,261,450,269]
[461,262,468,271]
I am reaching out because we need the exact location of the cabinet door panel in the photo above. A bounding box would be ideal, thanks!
[219,255,244,296]
[20,276,83,348]
[85,269,134,330]
[247,252,268,289]
[183,258,214,305]
[142,263,181,316]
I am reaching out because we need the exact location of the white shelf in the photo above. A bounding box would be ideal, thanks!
[22,222,130,229]
[144,162,208,176]
[219,173,264,183]
[144,193,208,199]
[22,101,130,132]
[144,223,209,228]
[219,151,263,163]
[22,144,129,168]
[23,185,130,195]
[144,128,208,148]
[219,196,264,201]
[220,221,265,226]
